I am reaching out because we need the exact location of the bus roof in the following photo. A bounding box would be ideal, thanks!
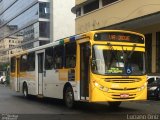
[10,30,144,58]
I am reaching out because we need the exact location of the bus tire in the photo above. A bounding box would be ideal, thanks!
[64,86,74,108]
[23,83,28,98]
[108,101,121,108]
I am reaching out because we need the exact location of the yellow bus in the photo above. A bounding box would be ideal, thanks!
[10,30,147,108]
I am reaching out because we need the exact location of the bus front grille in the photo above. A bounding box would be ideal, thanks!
[110,88,137,91]
[105,78,141,83]
[112,97,135,100]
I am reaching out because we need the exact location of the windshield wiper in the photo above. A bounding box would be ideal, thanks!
[107,43,120,67]
[121,44,137,75]
[121,44,136,60]
[128,44,136,58]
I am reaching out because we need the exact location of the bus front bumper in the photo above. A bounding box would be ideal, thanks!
[89,87,147,102]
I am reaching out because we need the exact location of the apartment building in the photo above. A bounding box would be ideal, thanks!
[72,0,160,74]
[0,0,75,63]
[0,35,23,63]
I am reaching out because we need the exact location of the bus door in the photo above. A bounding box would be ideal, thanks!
[37,51,45,95]
[80,42,90,100]
[16,58,20,92]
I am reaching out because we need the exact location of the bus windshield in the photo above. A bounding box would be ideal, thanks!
[91,45,145,76]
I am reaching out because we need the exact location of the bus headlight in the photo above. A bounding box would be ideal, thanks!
[137,86,144,91]
[94,82,109,92]
[102,87,109,92]
[137,82,147,91]
[94,82,99,87]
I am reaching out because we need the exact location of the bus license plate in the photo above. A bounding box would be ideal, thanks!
[120,94,129,98]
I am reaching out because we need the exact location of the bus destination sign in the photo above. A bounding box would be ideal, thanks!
[94,32,144,44]
[108,34,130,41]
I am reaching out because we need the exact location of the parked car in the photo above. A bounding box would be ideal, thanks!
[147,75,160,100]
[0,71,6,84]
[0,76,6,84]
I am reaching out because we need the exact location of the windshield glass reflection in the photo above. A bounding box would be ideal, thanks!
[91,45,145,75]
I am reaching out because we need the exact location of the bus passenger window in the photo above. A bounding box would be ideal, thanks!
[65,42,76,68]
[11,57,16,73]
[20,55,28,72]
[28,52,35,71]
[45,47,54,70]
[53,45,64,69]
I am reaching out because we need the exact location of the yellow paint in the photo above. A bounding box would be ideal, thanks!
[10,71,35,80]
[89,73,147,102]
[96,45,145,52]
[75,0,86,5]
[75,37,90,81]
[76,44,81,81]
[19,72,36,80]
[59,69,68,81]
[10,30,146,102]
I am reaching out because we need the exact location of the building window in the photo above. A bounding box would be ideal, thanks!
[83,0,99,14]
[40,41,50,46]
[39,2,50,19]
[76,8,81,17]
[39,22,50,38]
[145,33,152,73]
[102,0,118,6]
[156,32,160,73]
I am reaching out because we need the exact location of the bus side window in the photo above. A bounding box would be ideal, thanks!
[45,47,54,70]
[27,52,35,71]
[11,57,16,73]
[53,45,64,69]
[65,42,76,68]
[20,55,28,72]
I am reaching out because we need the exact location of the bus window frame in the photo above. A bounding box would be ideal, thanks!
[65,42,77,69]
[53,45,64,69]
[45,47,54,70]
[11,57,16,73]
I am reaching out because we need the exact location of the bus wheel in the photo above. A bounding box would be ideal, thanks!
[64,87,74,108]
[108,101,121,108]
[23,84,28,98]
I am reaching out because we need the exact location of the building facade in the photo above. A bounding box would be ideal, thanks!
[50,0,75,41]
[0,0,75,63]
[72,0,160,74]
[0,35,23,63]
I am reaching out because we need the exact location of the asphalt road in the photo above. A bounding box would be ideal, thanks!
[0,84,159,120]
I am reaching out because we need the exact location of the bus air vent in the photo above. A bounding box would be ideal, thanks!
[105,78,141,83]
